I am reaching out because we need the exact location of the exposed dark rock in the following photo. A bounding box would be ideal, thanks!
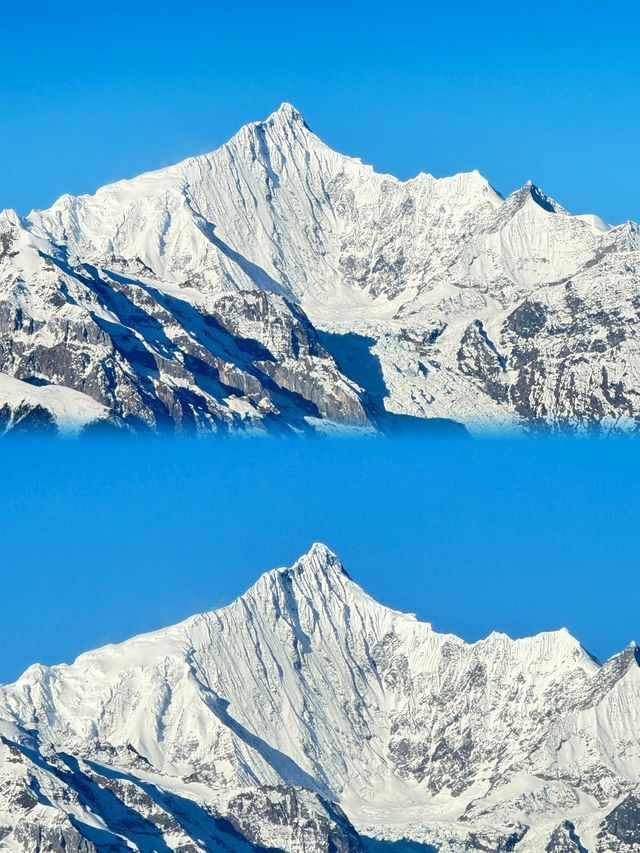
[457,321,508,403]
[546,820,587,852]
[465,822,528,851]
[506,301,548,339]
[598,792,640,851]
[225,785,363,853]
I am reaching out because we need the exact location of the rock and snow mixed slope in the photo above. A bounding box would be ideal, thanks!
[0,104,638,434]
[0,544,638,851]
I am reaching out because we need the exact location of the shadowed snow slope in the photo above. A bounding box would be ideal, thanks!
[0,544,638,851]
[0,104,639,434]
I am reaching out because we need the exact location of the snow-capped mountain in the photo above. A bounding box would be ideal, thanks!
[0,544,638,851]
[0,103,638,435]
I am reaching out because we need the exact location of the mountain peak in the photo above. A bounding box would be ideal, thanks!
[0,208,23,230]
[9,99,638,441]
[291,542,351,580]
[238,544,354,615]
[523,180,561,213]
[275,101,303,119]
[264,101,309,130]
[627,640,640,666]
[1,542,639,850]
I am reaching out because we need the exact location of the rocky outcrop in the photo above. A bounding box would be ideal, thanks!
[545,821,588,852]
[0,219,368,434]
[224,785,363,852]
[597,792,640,852]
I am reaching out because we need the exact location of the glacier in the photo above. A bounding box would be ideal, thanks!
[0,544,638,851]
[0,103,639,434]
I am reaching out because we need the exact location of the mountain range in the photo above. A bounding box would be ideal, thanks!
[1,103,638,435]
[0,544,638,851]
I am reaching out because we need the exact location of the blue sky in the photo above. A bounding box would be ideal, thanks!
[0,3,638,684]
[0,0,638,223]
[1,436,638,683]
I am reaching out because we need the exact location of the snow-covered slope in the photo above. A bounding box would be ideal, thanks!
[0,544,638,851]
[0,373,106,436]
[0,104,639,433]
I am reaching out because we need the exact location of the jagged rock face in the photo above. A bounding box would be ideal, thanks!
[0,401,57,435]
[0,735,361,852]
[0,104,638,433]
[0,545,638,851]
[223,786,363,853]
[596,792,640,852]
[465,823,528,852]
[0,214,367,435]
[546,821,588,852]
[453,254,640,430]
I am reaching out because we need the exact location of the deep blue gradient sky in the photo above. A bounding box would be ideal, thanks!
[0,0,638,223]
[1,437,638,683]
